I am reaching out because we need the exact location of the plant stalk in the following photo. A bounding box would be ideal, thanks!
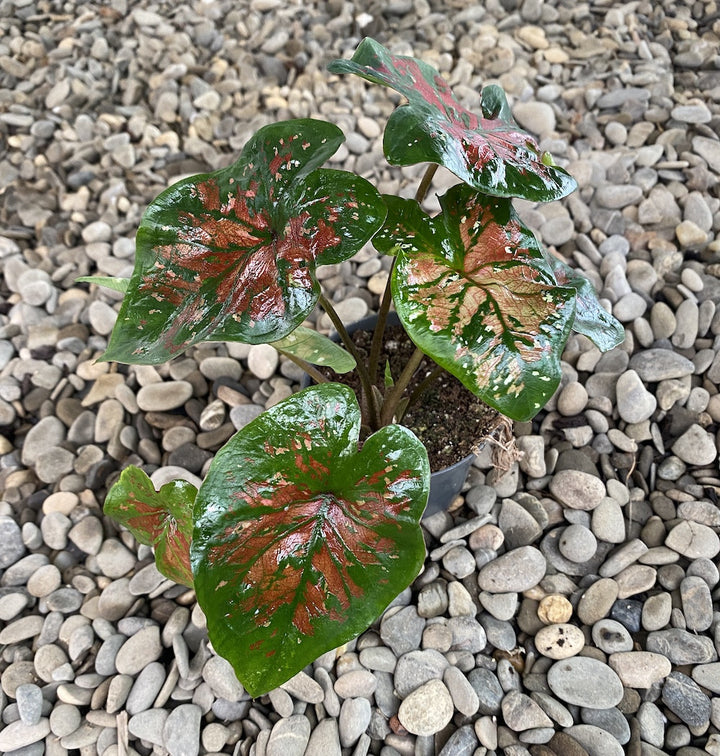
[368,163,438,386]
[318,293,380,429]
[281,353,329,386]
[414,163,438,204]
[405,363,445,410]
[380,346,426,426]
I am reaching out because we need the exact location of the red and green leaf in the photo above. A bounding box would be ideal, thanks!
[101,119,386,364]
[191,383,429,696]
[373,184,576,422]
[329,38,576,202]
[541,252,625,352]
[105,466,196,586]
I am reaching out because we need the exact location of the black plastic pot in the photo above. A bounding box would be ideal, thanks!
[302,312,481,518]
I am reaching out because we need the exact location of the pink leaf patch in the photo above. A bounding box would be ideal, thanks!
[105,466,196,587]
[373,185,577,421]
[329,38,576,202]
[191,384,429,696]
[102,120,385,364]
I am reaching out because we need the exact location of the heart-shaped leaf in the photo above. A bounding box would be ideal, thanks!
[105,466,196,586]
[541,252,625,352]
[101,119,386,364]
[329,38,576,202]
[191,383,429,696]
[271,326,356,373]
[373,184,577,421]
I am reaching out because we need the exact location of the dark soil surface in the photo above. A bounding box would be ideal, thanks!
[324,324,501,472]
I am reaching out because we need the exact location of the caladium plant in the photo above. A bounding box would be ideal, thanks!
[92,38,624,697]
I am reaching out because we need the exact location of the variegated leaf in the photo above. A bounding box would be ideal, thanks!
[329,38,576,202]
[104,466,196,586]
[101,120,386,364]
[373,184,577,421]
[541,251,625,352]
[191,384,429,696]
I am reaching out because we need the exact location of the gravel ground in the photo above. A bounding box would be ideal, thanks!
[1,1,720,754]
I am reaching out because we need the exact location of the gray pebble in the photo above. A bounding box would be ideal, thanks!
[334,669,376,700]
[636,701,666,748]
[615,370,657,423]
[558,524,597,563]
[0,517,26,568]
[498,499,543,548]
[564,724,624,756]
[592,619,633,653]
[477,546,546,593]
[397,679,454,736]
[628,348,695,382]
[380,606,425,656]
[580,706,630,744]
[642,592,672,631]
[666,520,720,559]
[646,628,717,664]
[468,668,504,715]
[691,662,720,694]
[126,662,166,715]
[115,625,162,675]
[662,671,711,727]
[680,576,713,632]
[671,424,717,466]
[547,657,624,709]
[136,381,193,411]
[128,709,167,747]
[549,469,605,511]
[163,703,202,756]
[203,654,245,701]
[502,690,553,731]
[15,683,44,726]
[306,718,341,756]
[338,697,371,748]
[0,719,50,751]
[49,703,81,738]
[394,649,448,698]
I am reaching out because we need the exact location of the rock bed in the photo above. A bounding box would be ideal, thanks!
[1,0,720,755]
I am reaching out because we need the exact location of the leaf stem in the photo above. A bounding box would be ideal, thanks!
[318,293,380,429]
[368,163,438,386]
[405,363,444,409]
[380,346,426,426]
[415,163,438,204]
[367,256,395,386]
[281,353,329,385]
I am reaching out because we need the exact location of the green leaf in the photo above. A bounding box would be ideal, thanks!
[329,38,576,202]
[271,326,356,373]
[384,360,394,388]
[76,276,129,293]
[101,119,386,364]
[374,184,577,422]
[105,466,196,586]
[542,252,625,352]
[191,384,429,697]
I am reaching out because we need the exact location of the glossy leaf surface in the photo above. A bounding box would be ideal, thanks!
[271,326,356,373]
[102,120,386,364]
[329,38,576,202]
[374,184,576,421]
[541,252,625,352]
[191,384,429,696]
[105,466,196,586]
[76,276,129,293]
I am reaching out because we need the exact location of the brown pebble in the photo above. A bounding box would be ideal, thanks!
[548,731,590,756]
